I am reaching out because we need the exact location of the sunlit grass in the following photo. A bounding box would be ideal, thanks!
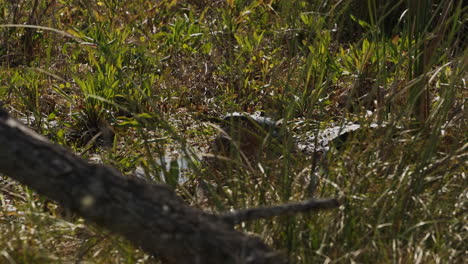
[0,0,466,263]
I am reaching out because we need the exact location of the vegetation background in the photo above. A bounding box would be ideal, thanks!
[0,0,466,263]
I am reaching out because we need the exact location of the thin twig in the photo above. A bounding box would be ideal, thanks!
[220,198,339,225]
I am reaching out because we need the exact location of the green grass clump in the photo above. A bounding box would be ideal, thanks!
[0,0,466,263]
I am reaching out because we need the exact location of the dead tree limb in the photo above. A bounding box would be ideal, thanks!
[0,108,338,263]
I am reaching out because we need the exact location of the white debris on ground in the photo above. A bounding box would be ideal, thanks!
[133,150,201,184]
[0,177,22,215]
[18,115,59,128]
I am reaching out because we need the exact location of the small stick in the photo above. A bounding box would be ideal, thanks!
[220,198,339,225]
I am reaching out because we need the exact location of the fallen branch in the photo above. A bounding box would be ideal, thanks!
[0,107,338,263]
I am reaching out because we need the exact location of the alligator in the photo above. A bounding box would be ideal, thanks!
[135,112,384,184]
[211,112,367,160]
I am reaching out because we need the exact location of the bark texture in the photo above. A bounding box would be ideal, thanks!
[0,108,284,264]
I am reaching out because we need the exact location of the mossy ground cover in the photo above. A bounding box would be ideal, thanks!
[0,1,466,263]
